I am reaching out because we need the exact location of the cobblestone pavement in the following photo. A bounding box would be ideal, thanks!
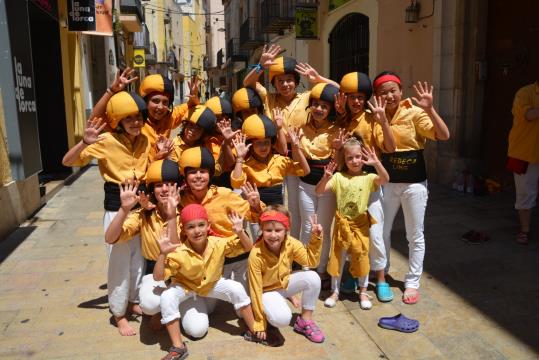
[1,165,538,359]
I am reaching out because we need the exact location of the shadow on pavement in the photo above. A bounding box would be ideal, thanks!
[0,226,37,264]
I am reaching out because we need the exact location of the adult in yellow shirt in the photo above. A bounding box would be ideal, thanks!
[507,81,539,245]
[62,91,151,336]
[372,71,450,305]
[242,44,339,239]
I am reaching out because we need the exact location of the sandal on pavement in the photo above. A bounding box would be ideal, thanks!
[162,345,188,360]
[293,316,325,343]
[376,282,394,302]
[359,292,373,310]
[402,288,420,305]
[516,232,529,245]
[324,293,338,308]
[378,313,419,333]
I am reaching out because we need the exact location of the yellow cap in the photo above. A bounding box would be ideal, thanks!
[310,83,340,104]
[186,105,216,132]
[339,72,373,98]
[242,114,277,139]
[269,56,298,83]
[145,159,181,186]
[179,146,215,175]
[205,96,233,117]
[232,87,262,112]
[139,74,175,100]
[106,91,147,129]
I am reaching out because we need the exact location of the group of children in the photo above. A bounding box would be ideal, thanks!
[62,43,449,360]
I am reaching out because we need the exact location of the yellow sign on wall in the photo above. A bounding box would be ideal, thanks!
[133,49,145,68]
[295,6,318,39]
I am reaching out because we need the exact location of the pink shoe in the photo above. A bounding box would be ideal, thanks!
[293,316,325,343]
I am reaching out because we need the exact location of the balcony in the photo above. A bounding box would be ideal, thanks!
[133,23,150,54]
[120,0,143,32]
[239,17,264,50]
[226,38,248,62]
[146,42,157,65]
[261,0,295,33]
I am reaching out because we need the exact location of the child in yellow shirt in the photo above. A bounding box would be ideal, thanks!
[316,138,389,310]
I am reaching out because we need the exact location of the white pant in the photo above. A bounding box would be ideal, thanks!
[285,176,301,239]
[382,182,428,289]
[104,211,145,317]
[514,163,539,209]
[298,180,336,273]
[368,187,387,272]
[139,274,212,338]
[262,271,320,328]
[160,278,251,324]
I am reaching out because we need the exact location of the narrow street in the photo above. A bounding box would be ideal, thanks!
[0,165,537,359]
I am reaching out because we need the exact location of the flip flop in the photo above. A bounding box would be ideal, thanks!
[378,314,419,333]
[402,289,420,305]
[376,282,394,302]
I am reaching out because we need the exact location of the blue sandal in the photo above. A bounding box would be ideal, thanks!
[376,282,394,302]
[378,313,419,333]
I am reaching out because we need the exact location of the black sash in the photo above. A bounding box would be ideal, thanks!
[258,184,284,205]
[145,259,156,275]
[381,150,427,183]
[104,182,147,211]
[300,158,331,185]
[224,251,250,265]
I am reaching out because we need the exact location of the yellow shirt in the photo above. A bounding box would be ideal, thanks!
[164,235,247,295]
[204,135,224,161]
[181,185,261,237]
[374,99,436,152]
[75,132,151,183]
[143,104,189,160]
[341,110,377,150]
[265,88,311,129]
[230,154,305,189]
[300,120,340,160]
[247,233,322,331]
[328,172,377,219]
[169,135,193,162]
[117,208,182,261]
[508,82,539,163]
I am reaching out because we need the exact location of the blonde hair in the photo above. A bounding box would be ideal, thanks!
[337,136,364,172]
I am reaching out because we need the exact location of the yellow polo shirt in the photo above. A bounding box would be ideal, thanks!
[230,154,305,189]
[508,82,539,163]
[248,233,322,331]
[374,98,436,152]
[300,120,340,160]
[341,110,377,150]
[75,132,151,183]
[328,172,377,219]
[116,208,182,261]
[181,185,262,237]
[169,135,194,162]
[164,235,247,295]
[265,88,311,129]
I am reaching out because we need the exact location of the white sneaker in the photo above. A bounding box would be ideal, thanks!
[359,292,373,310]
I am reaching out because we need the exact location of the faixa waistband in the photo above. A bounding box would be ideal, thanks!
[258,184,284,205]
[300,158,331,185]
[381,149,427,183]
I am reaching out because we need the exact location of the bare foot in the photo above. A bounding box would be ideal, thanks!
[287,294,300,308]
[402,288,420,305]
[128,302,143,316]
[115,316,137,336]
[150,313,163,331]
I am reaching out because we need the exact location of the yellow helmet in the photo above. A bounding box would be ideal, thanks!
[269,56,299,83]
[139,74,175,101]
[242,114,277,140]
[105,91,147,129]
[145,159,181,186]
[232,87,262,113]
[179,146,215,176]
[339,72,373,99]
[205,96,233,117]
[185,105,216,132]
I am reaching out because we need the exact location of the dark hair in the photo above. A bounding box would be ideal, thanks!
[373,71,402,90]
[271,72,301,87]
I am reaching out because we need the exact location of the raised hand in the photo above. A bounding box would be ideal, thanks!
[334,92,347,116]
[232,132,252,160]
[155,135,174,160]
[310,214,323,237]
[228,210,245,235]
[162,183,180,220]
[138,190,156,210]
[259,44,281,69]
[295,63,321,84]
[367,95,388,124]
[83,117,107,145]
[332,128,350,150]
[361,146,379,166]
[323,158,338,178]
[411,81,434,110]
[240,182,261,210]
[157,228,181,255]
[109,67,138,93]
[272,107,285,130]
[119,178,140,211]
[288,126,303,148]
[217,118,240,143]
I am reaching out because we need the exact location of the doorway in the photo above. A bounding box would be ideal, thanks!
[329,13,369,82]
[28,1,69,178]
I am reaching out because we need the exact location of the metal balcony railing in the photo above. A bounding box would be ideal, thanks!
[120,0,143,23]
[226,38,248,62]
[261,0,295,33]
[239,17,264,49]
[133,23,150,53]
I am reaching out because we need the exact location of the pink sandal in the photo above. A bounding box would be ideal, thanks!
[293,317,325,343]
